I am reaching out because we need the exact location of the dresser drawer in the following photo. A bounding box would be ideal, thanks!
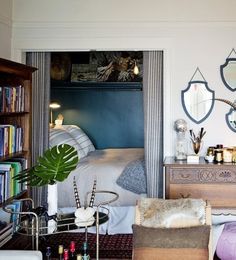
[167,183,236,208]
[169,167,236,184]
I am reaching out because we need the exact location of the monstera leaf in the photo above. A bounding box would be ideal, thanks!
[13,144,79,187]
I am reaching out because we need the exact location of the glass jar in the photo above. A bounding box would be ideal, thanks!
[207,147,215,156]
[223,148,233,163]
[175,132,187,160]
[215,149,223,163]
[232,147,236,163]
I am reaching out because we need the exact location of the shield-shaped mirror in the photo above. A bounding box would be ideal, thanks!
[226,107,236,132]
[181,80,215,124]
[220,49,236,92]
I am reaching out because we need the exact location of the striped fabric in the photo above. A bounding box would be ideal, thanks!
[62,125,95,156]
[49,128,86,159]
[26,52,50,207]
[143,51,163,198]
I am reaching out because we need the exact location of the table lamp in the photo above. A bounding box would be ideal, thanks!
[49,102,61,128]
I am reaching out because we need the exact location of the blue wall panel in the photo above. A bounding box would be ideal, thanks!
[51,89,144,149]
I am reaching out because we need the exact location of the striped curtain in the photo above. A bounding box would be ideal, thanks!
[143,51,164,198]
[26,52,50,207]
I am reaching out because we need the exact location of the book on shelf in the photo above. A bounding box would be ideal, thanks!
[0,207,11,224]
[0,85,24,113]
[0,124,23,156]
[0,223,13,241]
[0,222,13,236]
[0,232,12,248]
[0,221,13,248]
[0,160,26,202]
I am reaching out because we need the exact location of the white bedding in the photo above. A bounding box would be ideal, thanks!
[57,148,145,208]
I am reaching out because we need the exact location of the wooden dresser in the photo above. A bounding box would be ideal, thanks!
[164,156,236,208]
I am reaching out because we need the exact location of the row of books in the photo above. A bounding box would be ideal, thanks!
[0,124,23,157]
[0,85,25,113]
[0,199,23,247]
[0,158,27,203]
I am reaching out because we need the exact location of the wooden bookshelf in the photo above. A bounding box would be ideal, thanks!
[0,58,36,199]
[0,58,36,247]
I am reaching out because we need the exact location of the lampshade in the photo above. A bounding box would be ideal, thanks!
[50,102,61,109]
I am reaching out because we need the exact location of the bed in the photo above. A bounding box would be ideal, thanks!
[48,125,146,234]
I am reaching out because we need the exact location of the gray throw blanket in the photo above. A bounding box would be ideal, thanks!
[116,158,146,194]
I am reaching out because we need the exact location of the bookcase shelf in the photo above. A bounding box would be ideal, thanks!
[0,112,29,116]
[0,58,36,247]
[0,151,28,162]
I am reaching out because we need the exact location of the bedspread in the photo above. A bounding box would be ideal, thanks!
[56,148,145,208]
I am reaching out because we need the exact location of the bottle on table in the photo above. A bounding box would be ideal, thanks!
[58,244,64,260]
[82,241,90,260]
[63,248,69,260]
[69,241,77,260]
[76,254,82,260]
[45,246,51,260]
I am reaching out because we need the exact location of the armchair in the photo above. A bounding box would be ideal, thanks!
[132,198,212,260]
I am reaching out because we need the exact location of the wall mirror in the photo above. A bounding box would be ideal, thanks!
[220,48,236,92]
[181,68,215,124]
[226,107,236,132]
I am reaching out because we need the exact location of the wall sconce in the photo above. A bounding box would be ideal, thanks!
[49,101,61,128]
[133,60,139,75]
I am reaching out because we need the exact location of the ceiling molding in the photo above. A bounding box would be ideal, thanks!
[12,20,236,29]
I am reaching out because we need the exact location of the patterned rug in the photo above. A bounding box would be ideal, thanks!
[39,232,133,259]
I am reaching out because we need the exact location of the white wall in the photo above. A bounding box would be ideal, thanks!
[11,0,236,156]
[0,0,12,59]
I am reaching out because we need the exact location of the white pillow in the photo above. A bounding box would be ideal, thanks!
[62,125,95,156]
[49,128,86,159]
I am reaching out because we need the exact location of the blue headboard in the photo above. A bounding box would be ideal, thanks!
[51,88,144,149]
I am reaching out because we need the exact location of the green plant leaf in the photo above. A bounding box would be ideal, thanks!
[13,144,79,187]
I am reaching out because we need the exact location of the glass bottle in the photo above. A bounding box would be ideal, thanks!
[76,254,82,260]
[215,144,223,163]
[69,241,77,260]
[45,246,51,260]
[63,249,69,260]
[58,244,63,260]
[82,241,90,260]
[175,132,187,160]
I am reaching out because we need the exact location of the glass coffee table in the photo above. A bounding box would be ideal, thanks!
[3,190,119,260]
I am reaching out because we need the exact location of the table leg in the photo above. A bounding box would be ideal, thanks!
[96,209,99,260]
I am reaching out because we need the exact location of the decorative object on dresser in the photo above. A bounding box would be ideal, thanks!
[0,58,36,247]
[187,127,206,163]
[164,156,236,208]
[174,119,188,161]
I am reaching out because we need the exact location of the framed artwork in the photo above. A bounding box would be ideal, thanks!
[70,51,143,83]
[71,64,97,82]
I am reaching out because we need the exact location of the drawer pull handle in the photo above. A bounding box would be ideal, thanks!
[180,193,191,198]
[180,173,191,178]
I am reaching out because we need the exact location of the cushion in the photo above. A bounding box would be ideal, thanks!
[138,198,206,228]
[49,128,86,159]
[132,224,210,260]
[216,222,236,260]
[62,125,95,156]
[132,224,210,249]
